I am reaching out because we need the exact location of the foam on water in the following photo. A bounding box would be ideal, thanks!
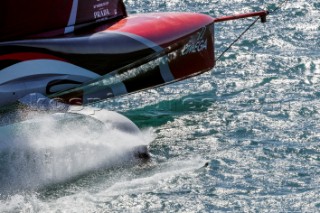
[0,158,207,212]
[0,111,154,194]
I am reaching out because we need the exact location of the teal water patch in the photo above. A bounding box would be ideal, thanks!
[123,89,217,128]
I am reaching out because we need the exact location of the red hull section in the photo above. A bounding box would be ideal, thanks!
[0,12,215,106]
[108,13,215,80]
[108,13,213,47]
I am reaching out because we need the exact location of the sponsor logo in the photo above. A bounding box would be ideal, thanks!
[93,0,111,19]
[182,27,208,56]
[93,1,109,9]
[94,9,110,19]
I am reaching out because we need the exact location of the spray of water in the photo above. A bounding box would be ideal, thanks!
[0,110,154,193]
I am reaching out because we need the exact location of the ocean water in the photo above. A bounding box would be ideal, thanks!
[0,0,319,212]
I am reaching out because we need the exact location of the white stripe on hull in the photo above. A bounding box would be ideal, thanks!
[0,59,131,106]
[65,0,79,34]
[0,59,100,86]
[0,60,99,106]
[113,31,175,82]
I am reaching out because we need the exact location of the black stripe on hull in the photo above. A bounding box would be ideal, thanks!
[0,60,20,70]
[124,66,165,93]
[0,32,156,75]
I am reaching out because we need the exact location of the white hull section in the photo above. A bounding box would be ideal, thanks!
[0,59,100,107]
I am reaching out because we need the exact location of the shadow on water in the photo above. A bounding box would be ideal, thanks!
[123,89,218,128]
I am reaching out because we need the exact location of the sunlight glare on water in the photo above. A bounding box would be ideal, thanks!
[1,0,320,212]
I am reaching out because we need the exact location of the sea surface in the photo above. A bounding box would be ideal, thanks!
[0,0,319,212]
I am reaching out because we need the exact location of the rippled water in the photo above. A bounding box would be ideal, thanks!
[1,0,319,212]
